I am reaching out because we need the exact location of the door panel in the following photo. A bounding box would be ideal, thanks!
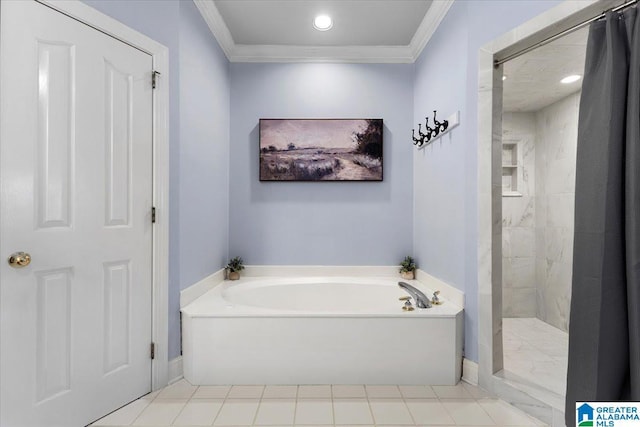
[1,1,154,426]
[104,62,133,227]
[35,267,72,403]
[37,41,74,229]
[103,260,131,374]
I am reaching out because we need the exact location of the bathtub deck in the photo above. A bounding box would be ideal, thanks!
[183,276,463,318]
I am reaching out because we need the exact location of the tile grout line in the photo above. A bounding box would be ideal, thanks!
[251,385,266,425]
[363,385,378,427]
[441,394,499,426]
[291,385,299,426]
[476,399,501,427]
[129,385,191,427]
[401,396,418,426]
[205,386,229,426]
[208,399,223,427]
[170,397,189,426]
[113,390,155,426]
[167,400,187,426]
[210,385,231,426]
[330,386,336,426]
[169,384,198,426]
[128,395,152,426]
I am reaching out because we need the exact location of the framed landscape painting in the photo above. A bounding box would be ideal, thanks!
[259,119,383,181]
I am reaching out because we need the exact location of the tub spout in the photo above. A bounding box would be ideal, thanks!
[398,282,432,308]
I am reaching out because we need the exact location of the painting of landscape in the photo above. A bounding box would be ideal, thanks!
[259,119,383,181]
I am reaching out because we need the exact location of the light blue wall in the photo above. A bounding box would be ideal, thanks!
[177,0,230,335]
[229,63,414,265]
[413,0,562,363]
[175,0,230,359]
[81,0,567,366]
[83,0,230,359]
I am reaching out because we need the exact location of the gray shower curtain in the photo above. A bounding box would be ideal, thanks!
[565,7,640,427]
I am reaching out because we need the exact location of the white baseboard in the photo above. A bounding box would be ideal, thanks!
[461,358,479,385]
[180,269,225,308]
[168,356,183,384]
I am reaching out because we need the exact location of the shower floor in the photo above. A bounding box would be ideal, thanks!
[503,317,568,397]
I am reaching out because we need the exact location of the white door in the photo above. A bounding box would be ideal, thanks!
[1,1,154,426]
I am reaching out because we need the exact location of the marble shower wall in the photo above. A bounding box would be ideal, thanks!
[534,92,580,332]
[502,92,579,329]
[502,113,537,318]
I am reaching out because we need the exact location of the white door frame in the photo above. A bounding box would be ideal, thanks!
[476,0,624,418]
[1,0,171,391]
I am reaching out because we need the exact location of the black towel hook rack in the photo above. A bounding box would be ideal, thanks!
[411,110,459,149]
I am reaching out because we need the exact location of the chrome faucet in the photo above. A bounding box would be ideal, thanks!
[398,281,432,308]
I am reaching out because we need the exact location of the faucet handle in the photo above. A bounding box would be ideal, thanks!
[399,296,411,301]
[431,290,443,305]
[402,299,415,311]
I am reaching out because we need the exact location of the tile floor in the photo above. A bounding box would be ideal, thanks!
[90,381,548,427]
[502,318,568,396]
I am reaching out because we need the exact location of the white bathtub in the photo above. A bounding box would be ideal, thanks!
[181,276,463,385]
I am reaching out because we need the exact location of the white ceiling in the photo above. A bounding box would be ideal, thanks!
[193,0,453,62]
[502,27,588,112]
[215,1,431,46]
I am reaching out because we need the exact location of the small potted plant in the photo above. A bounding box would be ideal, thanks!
[399,256,417,280]
[226,256,244,280]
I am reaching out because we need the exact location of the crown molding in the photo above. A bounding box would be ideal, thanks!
[409,0,455,59]
[194,0,453,63]
[230,44,415,63]
[193,0,235,58]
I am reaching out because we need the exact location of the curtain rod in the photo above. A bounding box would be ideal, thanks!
[494,0,638,67]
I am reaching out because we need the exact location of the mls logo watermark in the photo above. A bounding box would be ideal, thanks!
[576,402,640,426]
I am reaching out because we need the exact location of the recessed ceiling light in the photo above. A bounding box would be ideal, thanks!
[561,74,581,84]
[502,75,507,81]
[313,15,333,31]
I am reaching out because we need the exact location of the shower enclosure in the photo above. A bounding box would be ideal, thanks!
[500,27,586,400]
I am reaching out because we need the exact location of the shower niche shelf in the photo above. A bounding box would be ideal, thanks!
[502,140,522,197]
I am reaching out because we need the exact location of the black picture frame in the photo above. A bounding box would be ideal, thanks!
[259,118,383,182]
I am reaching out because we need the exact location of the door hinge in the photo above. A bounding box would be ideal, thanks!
[152,70,161,89]
[150,342,155,360]
[151,206,156,223]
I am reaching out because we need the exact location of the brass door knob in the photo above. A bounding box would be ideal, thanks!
[8,252,31,268]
